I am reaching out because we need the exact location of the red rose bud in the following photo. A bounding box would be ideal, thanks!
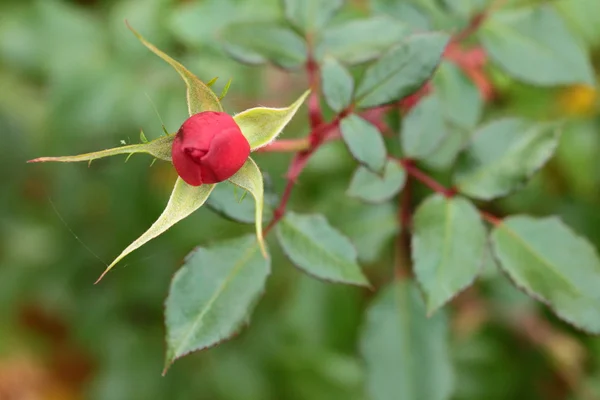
[172,112,250,186]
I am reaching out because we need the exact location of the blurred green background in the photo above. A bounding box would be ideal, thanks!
[1,0,600,399]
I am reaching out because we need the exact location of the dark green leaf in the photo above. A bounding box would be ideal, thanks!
[412,194,486,314]
[360,281,454,400]
[491,216,600,333]
[321,56,354,112]
[165,235,270,368]
[206,182,256,224]
[340,114,387,173]
[276,212,369,287]
[283,0,343,34]
[454,118,560,200]
[480,5,595,86]
[316,17,410,65]
[220,22,307,69]
[347,161,406,203]
[355,33,449,108]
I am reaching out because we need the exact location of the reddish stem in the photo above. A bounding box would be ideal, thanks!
[306,57,323,129]
[256,138,311,153]
[399,159,456,198]
[480,210,502,225]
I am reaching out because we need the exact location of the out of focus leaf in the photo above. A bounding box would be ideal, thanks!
[283,0,343,34]
[206,182,256,224]
[127,23,223,114]
[321,57,354,112]
[97,178,215,282]
[340,114,387,174]
[276,212,369,286]
[234,90,309,150]
[401,94,447,159]
[355,33,449,108]
[360,280,454,400]
[220,22,307,69]
[434,61,482,130]
[412,194,486,314]
[228,158,267,257]
[556,0,600,47]
[347,161,406,203]
[491,216,600,333]
[28,134,174,163]
[480,5,595,86]
[454,118,560,200]
[315,17,410,65]
[165,235,270,368]
[371,0,430,30]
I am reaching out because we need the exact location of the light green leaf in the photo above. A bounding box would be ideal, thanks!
[321,56,354,112]
[401,94,447,159]
[316,17,410,65]
[360,281,454,400]
[340,114,387,174]
[355,32,449,108]
[227,158,267,257]
[233,90,309,150]
[220,22,307,69]
[283,0,343,34]
[454,118,560,200]
[276,212,369,286]
[480,5,595,86]
[95,178,215,282]
[165,235,270,369]
[491,216,600,333]
[556,0,600,47]
[347,161,406,203]
[412,194,486,314]
[127,22,222,114]
[371,0,430,30]
[28,134,174,164]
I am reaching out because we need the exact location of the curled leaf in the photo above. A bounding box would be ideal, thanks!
[127,22,222,115]
[95,178,215,282]
[28,134,175,164]
[233,90,309,150]
[227,158,268,257]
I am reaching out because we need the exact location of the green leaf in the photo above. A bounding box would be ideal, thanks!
[233,90,309,150]
[371,0,430,30]
[276,212,369,287]
[412,194,486,314]
[227,158,267,257]
[454,118,560,200]
[479,5,595,86]
[206,182,256,224]
[434,61,483,130]
[491,216,600,333]
[360,281,454,400]
[96,178,215,282]
[347,161,406,203]
[320,56,354,112]
[315,16,410,65]
[165,235,270,369]
[220,22,307,69]
[283,0,343,34]
[355,32,449,108]
[401,94,447,159]
[127,22,222,115]
[557,0,600,47]
[340,114,387,174]
[28,134,174,164]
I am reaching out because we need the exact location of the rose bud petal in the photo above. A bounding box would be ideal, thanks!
[172,111,251,186]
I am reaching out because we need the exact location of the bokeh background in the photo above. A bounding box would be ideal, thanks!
[1,0,600,399]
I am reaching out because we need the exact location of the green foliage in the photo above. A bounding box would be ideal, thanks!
[276,212,369,286]
[360,281,454,400]
[454,118,560,200]
[340,114,387,173]
[491,216,600,333]
[412,194,487,314]
[283,0,343,34]
[355,33,450,108]
[346,161,406,203]
[320,56,354,113]
[480,5,595,86]
[165,235,270,368]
